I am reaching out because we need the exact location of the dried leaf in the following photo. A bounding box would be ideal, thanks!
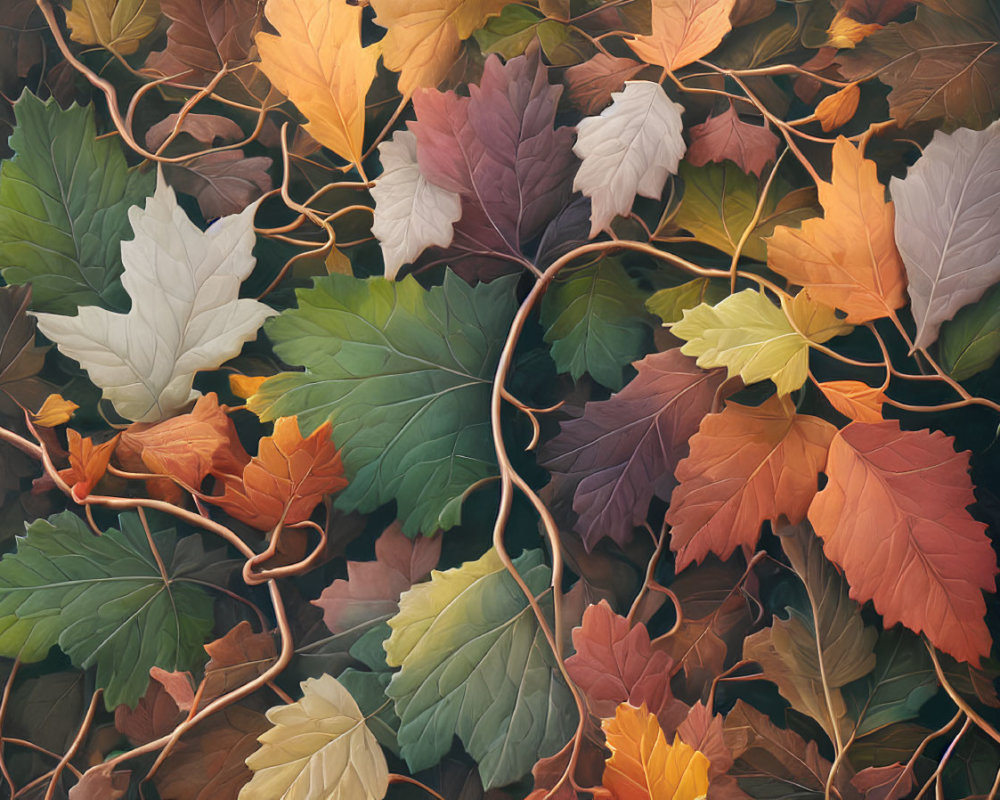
[564,54,645,115]
[628,0,737,70]
[115,669,192,745]
[202,622,277,702]
[59,430,119,501]
[815,84,861,131]
[146,114,244,150]
[65,0,159,55]
[69,763,131,800]
[849,763,914,800]
[685,104,779,177]
[165,151,272,219]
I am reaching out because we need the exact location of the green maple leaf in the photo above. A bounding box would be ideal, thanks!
[0,90,153,314]
[249,270,518,535]
[0,511,234,708]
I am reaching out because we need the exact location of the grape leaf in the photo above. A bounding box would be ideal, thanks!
[384,548,577,788]
[0,510,232,708]
[668,395,837,570]
[371,130,462,279]
[808,421,998,664]
[242,673,389,800]
[572,80,686,236]
[256,0,379,167]
[685,104,779,178]
[64,0,159,55]
[627,0,737,70]
[0,91,153,314]
[889,120,1000,351]
[671,289,852,395]
[540,349,724,550]
[248,271,517,535]
[540,257,652,390]
[31,174,276,423]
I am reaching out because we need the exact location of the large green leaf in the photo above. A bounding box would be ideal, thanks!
[939,282,1000,381]
[384,548,577,789]
[0,91,153,314]
[0,511,233,708]
[249,270,518,535]
[540,257,651,390]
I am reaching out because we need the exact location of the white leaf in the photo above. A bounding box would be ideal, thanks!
[241,673,389,800]
[890,119,1000,351]
[31,173,276,422]
[572,81,686,237]
[371,130,462,279]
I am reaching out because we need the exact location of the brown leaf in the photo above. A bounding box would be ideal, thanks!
[0,284,53,418]
[69,764,130,800]
[685,104,780,177]
[850,763,914,800]
[729,0,774,27]
[165,151,272,219]
[678,703,751,800]
[115,669,194,746]
[529,723,609,800]
[564,54,645,114]
[202,622,277,702]
[840,0,914,24]
[146,113,245,150]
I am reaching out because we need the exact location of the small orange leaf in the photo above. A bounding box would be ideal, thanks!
[59,430,119,501]
[207,417,347,530]
[628,0,737,72]
[602,703,711,800]
[31,394,78,427]
[815,85,861,132]
[202,622,277,702]
[826,10,880,48]
[817,380,885,422]
[228,374,270,400]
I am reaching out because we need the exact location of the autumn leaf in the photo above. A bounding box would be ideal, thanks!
[59,430,119,501]
[31,173,276,423]
[164,151,273,219]
[685,104,779,177]
[676,703,748,799]
[206,417,346,531]
[31,394,78,427]
[601,703,711,800]
[115,668,194,745]
[540,349,724,550]
[146,113,245,150]
[808,421,998,664]
[65,0,159,55]
[242,674,389,799]
[767,137,907,323]
[667,394,837,570]
[628,0,737,71]
[69,763,131,800]
[889,120,1000,351]
[817,380,885,423]
[573,80,686,236]
[0,285,51,419]
[671,289,852,395]
[565,54,645,115]
[815,84,861,131]
[202,622,278,702]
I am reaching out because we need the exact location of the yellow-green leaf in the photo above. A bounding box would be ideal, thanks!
[65,0,160,55]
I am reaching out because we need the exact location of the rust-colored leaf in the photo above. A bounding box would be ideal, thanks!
[817,380,885,422]
[685,104,780,177]
[59,430,119,501]
[564,54,645,115]
[114,669,195,746]
[202,621,277,702]
[69,763,130,800]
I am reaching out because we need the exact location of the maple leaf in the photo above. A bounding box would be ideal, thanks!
[117,393,249,491]
[601,703,711,800]
[370,0,510,96]
[808,421,998,664]
[242,674,388,799]
[685,104,780,177]
[889,120,1000,351]
[565,54,645,115]
[815,84,861,131]
[572,80,686,236]
[59,430,119,501]
[767,137,907,323]
[817,380,885,423]
[31,173,276,423]
[202,622,278,702]
[671,289,852,395]
[667,394,837,570]
[628,0,737,70]
[206,417,347,531]
[411,51,576,260]
[565,601,677,719]
[313,521,440,640]
[540,349,725,550]
[371,130,462,279]
[64,0,159,55]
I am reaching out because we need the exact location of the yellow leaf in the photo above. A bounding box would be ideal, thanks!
[826,9,880,49]
[602,703,711,800]
[372,0,512,95]
[64,0,160,55]
[31,394,78,427]
[228,374,270,400]
[671,289,852,395]
[256,0,379,167]
[628,0,736,72]
[241,674,388,800]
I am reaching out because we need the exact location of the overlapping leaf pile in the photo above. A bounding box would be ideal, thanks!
[0,0,997,797]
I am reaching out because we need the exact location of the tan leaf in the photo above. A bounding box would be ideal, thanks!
[65,0,160,55]
[628,0,736,71]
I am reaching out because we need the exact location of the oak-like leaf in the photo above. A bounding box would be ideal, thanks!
[31,174,276,423]
[667,395,837,570]
[573,81,686,236]
[540,349,724,550]
[889,120,1000,351]
[685,104,779,177]
[241,673,389,800]
[808,421,998,664]
[628,0,737,70]
[767,137,907,323]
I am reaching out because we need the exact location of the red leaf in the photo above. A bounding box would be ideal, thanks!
[565,601,679,720]
[564,54,645,115]
[541,349,725,550]
[808,421,998,664]
[202,621,277,702]
[667,395,836,571]
[207,416,347,531]
[59,430,119,501]
[685,104,780,177]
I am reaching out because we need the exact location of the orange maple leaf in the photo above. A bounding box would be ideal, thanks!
[767,137,907,323]
[667,395,836,571]
[601,703,711,800]
[59,429,119,502]
[628,0,736,72]
[808,421,998,664]
[207,416,347,530]
[817,380,885,422]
